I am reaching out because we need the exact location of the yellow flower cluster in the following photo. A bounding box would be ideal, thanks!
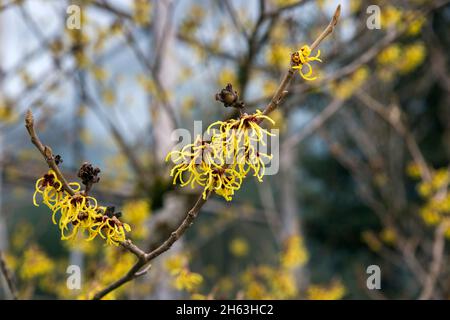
[165,254,189,275]
[418,171,450,227]
[307,280,346,300]
[379,227,397,245]
[406,161,423,179]
[361,230,382,252]
[20,245,55,280]
[0,100,17,124]
[291,45,322,81]
[417,169,449,199]
[330,67,369,99]
[166,110,275,201]
[362,227,398,251]
[229,237,249,257]
[377,42,426,80]
[122,199,151,240]
[382,6,403,29]
[266,44,292,69]
[382,6,425,36]
[133,0,152,26]
[406,166,450,237]
[280,235,309,269]
[273,0,299,6]
[33,170,131,246]
[180,4,205,35]
[165,254,203,292]
[217,69,237,87]
[173,270,204,292]
[242,265,298,299]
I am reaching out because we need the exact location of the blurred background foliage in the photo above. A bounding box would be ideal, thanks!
[0,0,450,299]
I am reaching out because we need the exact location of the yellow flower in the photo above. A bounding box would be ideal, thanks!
[380,227,397,245]
[137,74,156,94]
[217,69,237,87]
[92,66,108,81]
[273,0,298,6]
[166,135,240,200]
[89,211,132,246]
[307,281,346,300]
[291,45,322,81]
[229,237,249,257]
[330,67,368,99]
[102,89,116,105]
[245,281,268,299]
[173,270,203,292]
[165,254,188,275]
[280,235,308,269]
[421,208,441,225]
[397,42,426,74]
[11,222,33,250]
[166,110,276,201]
[382,6,402,29]
[406,162,422,179]
[33,171,131,245]
[122,199,151,240]
[20,246,55,280]
[133,0,152,26]
[417,181,432,198]
[266,44,292,68]
[431,169,449,191]
[51,193,102,241]
[33,170,64,208]
[208,110,275,182]
[406,15,425,36]
[361,230,382,252]
[350,0,362,14]
[270,271,297,298]
[377,45,401,65]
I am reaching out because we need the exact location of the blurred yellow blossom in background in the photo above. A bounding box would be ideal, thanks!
[133,0,152,26]
[173,270,203,292]
[165,254,189,276]
[330,67,369,99]
[266,44,292,69]
[307,280,346,300]
[229,237,249,257]
[280,235,308,269]
[122,199,151,240]
[20,246,55,280]
[362,230,382,252]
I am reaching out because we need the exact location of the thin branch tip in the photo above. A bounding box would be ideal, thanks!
[334,5,341,24]
[25,109,34,128]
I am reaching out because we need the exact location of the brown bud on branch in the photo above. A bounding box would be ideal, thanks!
[78,162,101,194]
[215,83,245,109]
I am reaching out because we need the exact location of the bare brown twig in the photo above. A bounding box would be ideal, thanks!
[0,250,18,300]
[24,110,75,196]
[354,90,432,182]
[419,221,448,300]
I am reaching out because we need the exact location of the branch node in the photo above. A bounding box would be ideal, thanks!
[44,146,53,160]
[135,264,152,277]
